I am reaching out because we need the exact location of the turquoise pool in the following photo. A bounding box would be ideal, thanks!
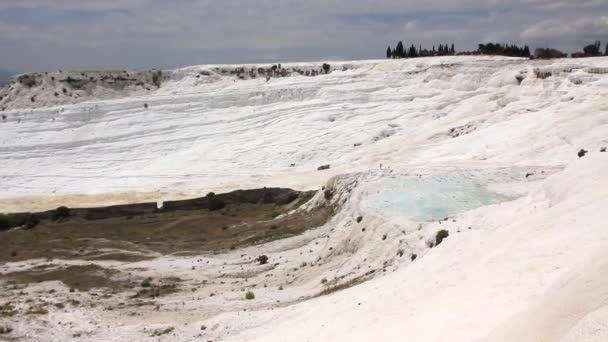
[366,175,513,221]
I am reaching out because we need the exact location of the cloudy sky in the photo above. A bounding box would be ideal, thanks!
[1,0,607,73]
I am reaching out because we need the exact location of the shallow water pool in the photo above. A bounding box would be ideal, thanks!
[366,174,513,221]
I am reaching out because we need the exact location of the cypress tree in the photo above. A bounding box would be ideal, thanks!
[523,45,530,57]
[605,42,608,56]
[396,41,404,58]
[409,44,417,58]
[451,44,455,54]
[387,46,392,58]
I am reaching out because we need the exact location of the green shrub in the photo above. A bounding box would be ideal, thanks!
[0,214,38,230]
[245,291,255,300]
[151,327,174,337]
[0,215,20,231]
[51,206,70,221]
[141,278,152,288]
[206,192,225,211]
[24,214,40,229]
[322,63,331,74]
[435,230,449,246]
[0,304,16,317]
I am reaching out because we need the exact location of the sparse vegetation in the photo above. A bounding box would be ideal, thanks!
[535,48,567,59]
[572,41,604,58]
[152,70,162,88]
[0,304,17,317]
[0,214,20,231]
[51,206,70,221]
[256,255,268,265]
[245,290,255,300]
[321,277,328,284]
[151,327,174,337]
[23,213,40,229]
[0,325,13,334]
[356,216,363,223]
[206,192,226,211]
[26,307,49,315]
[245,224,310,245]
[141,278,152,287]
[318,277,365,296]
[0,213,38,231]
[578,149,588,158]
[322,63,331,74]
[410,253,417,261]
[435,230,449,246]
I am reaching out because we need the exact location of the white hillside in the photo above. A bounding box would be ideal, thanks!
[0,56,607,341]
[1,56,606,211]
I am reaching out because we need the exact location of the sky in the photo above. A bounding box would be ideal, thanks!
[0,0,607,73]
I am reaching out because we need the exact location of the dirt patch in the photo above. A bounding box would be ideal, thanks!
[0,189,332,262]
[5,264,126,292]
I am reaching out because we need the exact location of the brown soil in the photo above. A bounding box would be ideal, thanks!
[5,264,125,292]
[1,189,332,263]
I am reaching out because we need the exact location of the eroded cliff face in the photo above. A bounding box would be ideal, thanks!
[0,69,168,110]
[0,62,354,112]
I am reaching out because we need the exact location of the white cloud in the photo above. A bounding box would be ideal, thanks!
[521,16,608,40]
[0,0,607,71]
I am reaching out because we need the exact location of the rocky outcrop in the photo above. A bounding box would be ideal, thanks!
[0,69,168,110]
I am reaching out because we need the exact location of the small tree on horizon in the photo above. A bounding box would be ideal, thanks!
[583,41,602,56]
[409,44,418,58]
[396,41,404,58]
[386,46,392,58]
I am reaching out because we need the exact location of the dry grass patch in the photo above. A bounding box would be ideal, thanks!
[150,327,174,337]
[5,264,125,292]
